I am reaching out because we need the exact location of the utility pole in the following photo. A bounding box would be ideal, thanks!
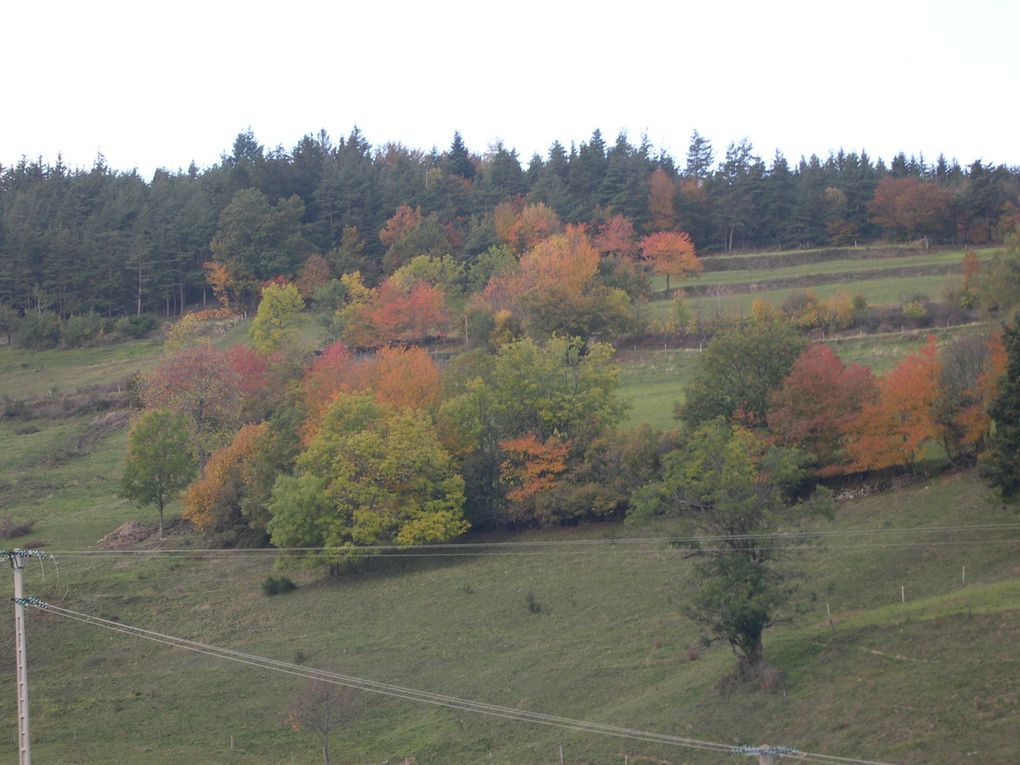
[6,549,49,765]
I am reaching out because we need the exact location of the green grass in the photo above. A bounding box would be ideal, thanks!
[688,248,989,289]
[616,349,699,429]
[0,337,164,400]
[2,455,1017,764]
[662,274,963,322]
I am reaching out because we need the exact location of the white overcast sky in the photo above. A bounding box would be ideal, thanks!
[4,0,1018,178]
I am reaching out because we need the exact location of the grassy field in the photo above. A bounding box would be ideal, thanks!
[688,248,991,290]
[643,245,993,324]
[1,308,1018,764]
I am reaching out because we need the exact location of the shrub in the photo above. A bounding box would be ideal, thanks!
[0,516,36,540]
[262,575,297,596]
[16,311,61,349]
[61,312,107,347]
[114,314,158,339]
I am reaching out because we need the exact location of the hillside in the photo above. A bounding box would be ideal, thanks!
[1,322,1018,764]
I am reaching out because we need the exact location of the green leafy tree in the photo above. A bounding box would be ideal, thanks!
[268,394,467,569]
[439,337,626,527]
[632,419,818,676]
[251,282,304,353]
[682,321,806,428]
[120,410,197,537]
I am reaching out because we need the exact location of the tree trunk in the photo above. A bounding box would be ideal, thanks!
[321,734,330,765]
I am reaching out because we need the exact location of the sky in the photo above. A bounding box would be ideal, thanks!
[4,0,1018,178]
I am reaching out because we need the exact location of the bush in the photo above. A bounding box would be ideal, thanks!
[114,314,158,339]
[16,311,61,349]
[262,575,297,596]
[61,312,107,347]
[0,516,36,540]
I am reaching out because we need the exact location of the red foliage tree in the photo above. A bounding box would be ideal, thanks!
[593,214,638,259]
[303,341,357,419]
[141,345,243,464]
[767,344,878,475]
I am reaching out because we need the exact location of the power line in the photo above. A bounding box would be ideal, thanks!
[42,522,1020,559]
[20,599,898,765]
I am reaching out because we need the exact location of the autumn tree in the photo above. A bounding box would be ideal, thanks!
[932,331,1005,464]
[120,410,197,538]
[648,168,677,231]
[639,230,702,292]
[498,435,571,524]
[140,346,243,464]
[846,336,942,472]
[182,422,271,534]
[767,344,878,474]
[342,277,448,348]
[295,254,332,301]
[440,337,625,527]
[251,282,304,353]
[268,394,468,566]
[353,345,442,412]
[592,214,638,259]
[869,176,954,245]
[493,200,562,252]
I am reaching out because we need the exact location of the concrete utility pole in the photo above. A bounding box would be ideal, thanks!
[6,549,49,765]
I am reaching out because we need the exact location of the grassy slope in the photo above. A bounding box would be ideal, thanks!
[0,299,1018,764]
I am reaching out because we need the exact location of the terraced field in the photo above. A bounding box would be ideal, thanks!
[646,245,998,323]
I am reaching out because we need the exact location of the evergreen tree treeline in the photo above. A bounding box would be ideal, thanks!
[2,128,1018,317]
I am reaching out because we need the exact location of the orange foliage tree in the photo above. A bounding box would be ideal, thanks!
[869,177,954,244]
[378,204,422,248]
[295,253,331,301]
[353,345,441,412]
[342,278,449,348]
[518,224,600,295]
[302,342,441,439]
[937,330,1007,462]
[648,169,677,231]
[493,200,562,252]
[639,231,702,292]
[183,422,270,532]
[767,344,878,475]
[499,434,571,505]
[846,336,941,471]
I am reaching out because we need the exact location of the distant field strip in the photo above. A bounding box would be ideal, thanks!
[682,249,993,293]
[677,274,962,319]
[699,245,992,271]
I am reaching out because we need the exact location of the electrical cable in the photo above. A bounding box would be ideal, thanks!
[22,600,899,765]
